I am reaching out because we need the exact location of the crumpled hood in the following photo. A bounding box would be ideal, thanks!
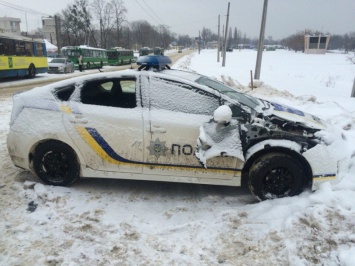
[268,101,327,130]
[253,98,327,130]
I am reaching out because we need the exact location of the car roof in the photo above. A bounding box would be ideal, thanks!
[159,69,202,82]
[25,68,220,100]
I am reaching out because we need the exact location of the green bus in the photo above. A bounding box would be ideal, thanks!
[106,48,135,66]
[0,33,48,79]
[153,47,164,55]
[61,45,107,70]
[139,47,153,56]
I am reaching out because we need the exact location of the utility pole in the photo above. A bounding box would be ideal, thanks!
[198,30,201,54]
[25,12,28,34]
[222,2,230,67]
[217,15,220,62]
[351,77,355,97]
[221,24,224,58]
[55,15,61,56]
[254,0,268,79]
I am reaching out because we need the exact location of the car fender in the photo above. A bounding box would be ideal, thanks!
[245,139,303,161]
[302,144,338,190]
[245,139,338,190]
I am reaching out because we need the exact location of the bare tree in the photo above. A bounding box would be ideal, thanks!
[111,0,127,47]
[227,27,233,48]
[281,29,311,52]
[60,0,97,47]
[61,1,89,46]
[158,25,173,49]
[130,20,155,47]
[233,27,238,48]
[91,0,116,48]
[177,34,192,48]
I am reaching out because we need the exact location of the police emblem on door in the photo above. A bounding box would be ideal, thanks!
[147,138,168,159]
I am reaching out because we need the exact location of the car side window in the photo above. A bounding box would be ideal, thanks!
[54,85,76,101]
[148,77,220,115]
[80,78,137,108]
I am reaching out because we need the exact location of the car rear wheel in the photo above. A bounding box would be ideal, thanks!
[248,152,305,201]
[33,141,80,186]
[27,64,36,79]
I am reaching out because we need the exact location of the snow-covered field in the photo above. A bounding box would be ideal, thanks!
[1,49,355,265]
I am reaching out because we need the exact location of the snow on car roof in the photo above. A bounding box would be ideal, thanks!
[160,69,202,82]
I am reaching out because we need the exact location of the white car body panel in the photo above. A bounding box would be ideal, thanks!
[62,102,144,174]
[7,108,86,173]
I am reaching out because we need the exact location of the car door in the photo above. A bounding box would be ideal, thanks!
[141,74,242,180]
[62,75,144,173]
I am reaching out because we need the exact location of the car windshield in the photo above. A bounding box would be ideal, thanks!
[195,76,259,109]
[51,59,66,64]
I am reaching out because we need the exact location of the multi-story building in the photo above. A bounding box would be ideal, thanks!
[42,17,56,45]
[0,17,21,35]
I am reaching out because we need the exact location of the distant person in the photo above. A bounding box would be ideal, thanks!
[78,55,83,72]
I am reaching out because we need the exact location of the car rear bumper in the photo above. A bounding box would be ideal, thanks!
[7,130,33,170]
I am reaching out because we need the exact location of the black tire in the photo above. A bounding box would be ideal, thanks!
[33,141,80,186]
[27,64,36,79]
[100,61,103,68]
[86,62,90,69]
[248,152,305,201]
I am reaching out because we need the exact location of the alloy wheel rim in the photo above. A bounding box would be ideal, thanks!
[263,167,294,196]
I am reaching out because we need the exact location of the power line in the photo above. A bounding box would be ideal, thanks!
[134,0,161,25]
[141,0,165,25]
[0,0,49,16]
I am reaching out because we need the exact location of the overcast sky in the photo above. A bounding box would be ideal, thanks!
[1,0,355,40]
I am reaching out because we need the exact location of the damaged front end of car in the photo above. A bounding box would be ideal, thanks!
[195,101,339,200]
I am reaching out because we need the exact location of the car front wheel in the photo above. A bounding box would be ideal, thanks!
[33,141,80,186]
[248,152,306,201]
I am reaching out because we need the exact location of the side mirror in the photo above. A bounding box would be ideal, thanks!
[213,105,232,125]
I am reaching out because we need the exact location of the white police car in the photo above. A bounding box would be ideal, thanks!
[7,55,338,201]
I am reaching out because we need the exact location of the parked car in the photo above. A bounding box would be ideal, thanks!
[48,58,75,74]
[7,55,338,201]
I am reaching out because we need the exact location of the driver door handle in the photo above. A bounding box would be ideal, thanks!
[149,125,166,133]
[69,115,88,124]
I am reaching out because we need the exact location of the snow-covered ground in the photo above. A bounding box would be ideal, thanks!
[1,49,355,265]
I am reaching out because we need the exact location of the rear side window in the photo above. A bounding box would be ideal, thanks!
[54,85,76,101]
